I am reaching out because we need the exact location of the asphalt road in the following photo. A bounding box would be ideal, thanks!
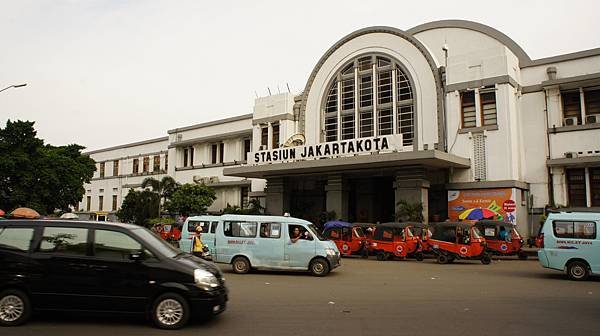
[5,256,600,336]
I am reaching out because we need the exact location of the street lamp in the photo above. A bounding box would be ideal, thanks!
[0,83,27,94]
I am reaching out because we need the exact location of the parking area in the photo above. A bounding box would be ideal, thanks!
[6,256,600,336]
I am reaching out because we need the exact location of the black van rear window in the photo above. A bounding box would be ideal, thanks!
[553,221,596,239]
[0,227,34,252]
[188,220,210,233]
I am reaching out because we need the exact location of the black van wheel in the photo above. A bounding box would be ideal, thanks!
[0,289,31,327]
[567,261,589,281]
[437,254,449,264]
[232,256,250,274]
[151,293,190,330]
[309,258,330,277]
[481,254,492,265]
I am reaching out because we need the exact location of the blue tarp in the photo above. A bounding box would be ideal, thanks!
[323,220,352,231]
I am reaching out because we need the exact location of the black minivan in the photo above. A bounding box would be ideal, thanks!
[0,220,228,329]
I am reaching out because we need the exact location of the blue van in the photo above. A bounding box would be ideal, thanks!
[212,214,341,276]
[538,211,600,280]
[180,216,221,256]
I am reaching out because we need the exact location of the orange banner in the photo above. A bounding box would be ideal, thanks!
[448,189,516,224]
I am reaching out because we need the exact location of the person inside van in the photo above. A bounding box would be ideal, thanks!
[260,223,270,238]
[290,226,303,243]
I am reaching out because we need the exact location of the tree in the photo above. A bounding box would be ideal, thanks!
[0,120,96,214]
[395,200,424,222]
[141,176,178,216]
[167,183,216,216]
[116,189,160,227]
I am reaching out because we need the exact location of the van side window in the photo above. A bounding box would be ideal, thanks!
[188,221,210,233]
[0,227,34,252]
[259,223,281,239]
[94,230,149,261]
[224,221,257,237]
[210,221,219,234]
[553,221,597,239]
[39,227,88,255]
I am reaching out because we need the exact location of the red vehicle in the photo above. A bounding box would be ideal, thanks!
[475,220,528,259]
[370,222,424,261]
[428,222,491,264]
[155,223,182,246]
[410,222,433,254]
[322,221,369,257]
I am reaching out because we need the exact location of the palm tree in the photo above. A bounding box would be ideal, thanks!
[141,176,178,217]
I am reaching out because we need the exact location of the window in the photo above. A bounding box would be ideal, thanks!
[87,196,91,211]
[480,87,497,126]
[585,88,600,117]
[243,139,251,161]
[223,221,257,237]
[153,156,160,171]
[98,195,104,211]
[94,229,147,261]
[112,195,118,211]
[219,142,225,163]
[113,160,119,176]
[562,91,581,125]
[165,154,168,171]
[188,220,210,233]
[99,162,105,178]
[0,227,34,252]
[211,144,220,164]
[241,187,249,208]
[567,168,587,207]
[461,91,476,128]
[261,126,268,148]
[39,227,88,255]
[259,223,281,239]
[143,156,149,173]
[183,147,194,167]
[210,221,218,234]
[553,221,596,239]
[592,167,600,207]
[272,123,280,148]
[322,54,415,144]
[133,158,139,174]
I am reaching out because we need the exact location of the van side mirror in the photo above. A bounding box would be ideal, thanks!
[129,251,143,262]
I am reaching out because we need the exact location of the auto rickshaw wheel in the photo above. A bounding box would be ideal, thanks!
[376,252,386,261]
[309,258,330,277]
[437,254,449,264]
[415,252,424,261]
[481,254,492,265]
[518,252,528,260]
[232,256,251,274]
[567,261,590,281]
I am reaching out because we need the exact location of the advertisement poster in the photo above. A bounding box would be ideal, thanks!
[448,189,516,224]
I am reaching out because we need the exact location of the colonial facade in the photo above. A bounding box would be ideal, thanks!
[79,20,600,238]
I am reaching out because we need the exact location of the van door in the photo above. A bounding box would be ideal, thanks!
[254,222,285,268]
[204,221,219,256]
[285,224,316,269]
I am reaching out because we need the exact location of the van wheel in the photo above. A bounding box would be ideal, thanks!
[481,254,492,265]
[0,289,31,327]
[232,256,250,274]
[437,254,449,264]
[567,261,589,281]
[151,293,190,330]
[309,258,330,277]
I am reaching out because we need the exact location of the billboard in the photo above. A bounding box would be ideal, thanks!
[448,189,516,224]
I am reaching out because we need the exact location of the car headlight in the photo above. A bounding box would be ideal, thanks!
[194,269,219,290]
[325,248,337,256]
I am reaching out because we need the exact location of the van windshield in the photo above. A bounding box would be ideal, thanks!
[307,224,327,241]
[131,227,180,258]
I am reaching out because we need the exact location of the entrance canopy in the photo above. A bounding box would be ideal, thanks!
[224,150,469,179]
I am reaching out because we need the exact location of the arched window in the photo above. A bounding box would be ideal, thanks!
[322,55,414,146]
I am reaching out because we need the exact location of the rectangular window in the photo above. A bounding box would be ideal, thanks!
[378,109,393,135]
[359,75,373,108]
[165,154,168,171]
[378,70,392,105]
[261,126,268,148]
[112,195,118,211]
[0,227,34,252]
[133,158,139,174]
[99,162,105,178]
[566,168,586,207]
[341,112,355,140]
[259,223,282,239]
[461,91,476,128]
[87,196,91,211]
[325,82,338,113]
[553,221,596,239]
[211,144,218,164]
[359,111,373,138]
[143,157,149,173]
[585,88,600,116]
[341,79,355,111]
[113,160,119,176]
[219,142,225,163]
[324,115,338,142]
[398,105,414,146]
[272,123,280,149]
[183,147,194,167]
[188,220,210,233]
[223,221,258,238]
[210,221,218,234]
[243,139,251,161]
[591,167,600,207]
[480,87,497,126]
[98,195,104,211]
[94,230,144,261]
[153,156,160,171]
[39,227,88,255]
[562,91,581,125]
[241,187,249,209]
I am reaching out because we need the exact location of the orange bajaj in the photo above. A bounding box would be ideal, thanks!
[370,223,423,261]
[429,222,491,264]
[475,220,528,259]
[322,221,369,257]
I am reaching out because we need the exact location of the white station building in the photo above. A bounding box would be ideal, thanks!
[78,20,600,238]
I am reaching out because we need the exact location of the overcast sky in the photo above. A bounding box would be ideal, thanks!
[1,0,599,151]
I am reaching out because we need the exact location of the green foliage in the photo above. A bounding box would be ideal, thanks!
[148,217,176,226]
[141,176,179,216]
[395,200,424,222]
[0,120,96,214]
[222,199,265,215]
[116,189,160,227]
[166,183,216,216]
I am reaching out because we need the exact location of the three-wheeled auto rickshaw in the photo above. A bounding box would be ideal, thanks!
[410,222,433,254]
[428,222,491,264]
[322,221,369,257]
[475,220,528,259]
[370,222,424,261]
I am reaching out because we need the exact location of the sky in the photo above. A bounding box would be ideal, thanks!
[1,0,599,151]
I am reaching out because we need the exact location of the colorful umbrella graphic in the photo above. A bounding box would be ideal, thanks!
[458,207,496,220]
[10,207,41,219]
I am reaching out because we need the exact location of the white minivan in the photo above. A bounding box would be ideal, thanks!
[212,214,341,276]
[538,211,600,280]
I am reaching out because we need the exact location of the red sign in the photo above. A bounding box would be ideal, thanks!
[503,200,516,213]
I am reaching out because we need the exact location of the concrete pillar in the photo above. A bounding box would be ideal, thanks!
[325,175,349,220]
[393,170,430,222]
[265,177,287,216]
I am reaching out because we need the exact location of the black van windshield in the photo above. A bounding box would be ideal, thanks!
[131,227,181,258]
